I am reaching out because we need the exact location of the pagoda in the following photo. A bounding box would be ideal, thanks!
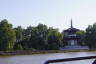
[64,19,80,46]
[60,19,88,50]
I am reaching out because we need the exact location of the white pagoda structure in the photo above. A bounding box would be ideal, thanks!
[60,19,88,50]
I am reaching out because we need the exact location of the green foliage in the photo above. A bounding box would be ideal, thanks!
[85,23,96,48]
[15,26,24,42]
[76,30,86,46]
[62,31,66,46]
[2,18,96,51]
[13,43,23,50]
[29,24,48,50]
[22,24,63,50]
[0,19,16,51]
[47,27,63,50]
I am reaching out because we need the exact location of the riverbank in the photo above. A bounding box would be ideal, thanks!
[0,49,96,56]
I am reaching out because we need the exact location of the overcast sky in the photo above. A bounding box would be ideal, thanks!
[0,0,96,31]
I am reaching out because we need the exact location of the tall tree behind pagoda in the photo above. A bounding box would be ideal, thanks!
[76,30,86,46]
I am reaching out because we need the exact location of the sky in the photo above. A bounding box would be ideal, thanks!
[0,0,96,32]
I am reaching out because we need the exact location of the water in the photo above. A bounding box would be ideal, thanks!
[0,51,96,64]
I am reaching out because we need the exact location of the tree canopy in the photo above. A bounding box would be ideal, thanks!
[0,19,16,51]
[0,19,96,51]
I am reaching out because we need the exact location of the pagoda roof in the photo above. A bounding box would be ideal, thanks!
[65,35,80,40]
[64,19,80,32]
[64,27,80,32]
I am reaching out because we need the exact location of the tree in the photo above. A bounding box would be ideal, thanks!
[13,26,25,50]
[85,23,96,48]
[29,24,48,50]
[24,26,36,49]
[13,43,23,50]
[62,30,66,46]
[22,24,48,50]
[76,30,86,46]
[47,27,63,50]
[0,19,16,51]
[14,26,24,42]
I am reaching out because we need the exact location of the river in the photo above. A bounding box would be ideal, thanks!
[0,51,96,64]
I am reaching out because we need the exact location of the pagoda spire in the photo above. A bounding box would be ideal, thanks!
[71,19,73,28]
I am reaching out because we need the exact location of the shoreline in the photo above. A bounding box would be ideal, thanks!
[0,49,96,56]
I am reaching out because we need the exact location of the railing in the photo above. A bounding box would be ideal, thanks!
[44,56,96,64]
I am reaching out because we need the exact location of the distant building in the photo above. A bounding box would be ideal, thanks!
[60,19,88,50]
[64,19,80,46]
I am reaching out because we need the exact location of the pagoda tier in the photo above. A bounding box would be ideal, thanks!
[64,27,79,34]
[65,35,80,40]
